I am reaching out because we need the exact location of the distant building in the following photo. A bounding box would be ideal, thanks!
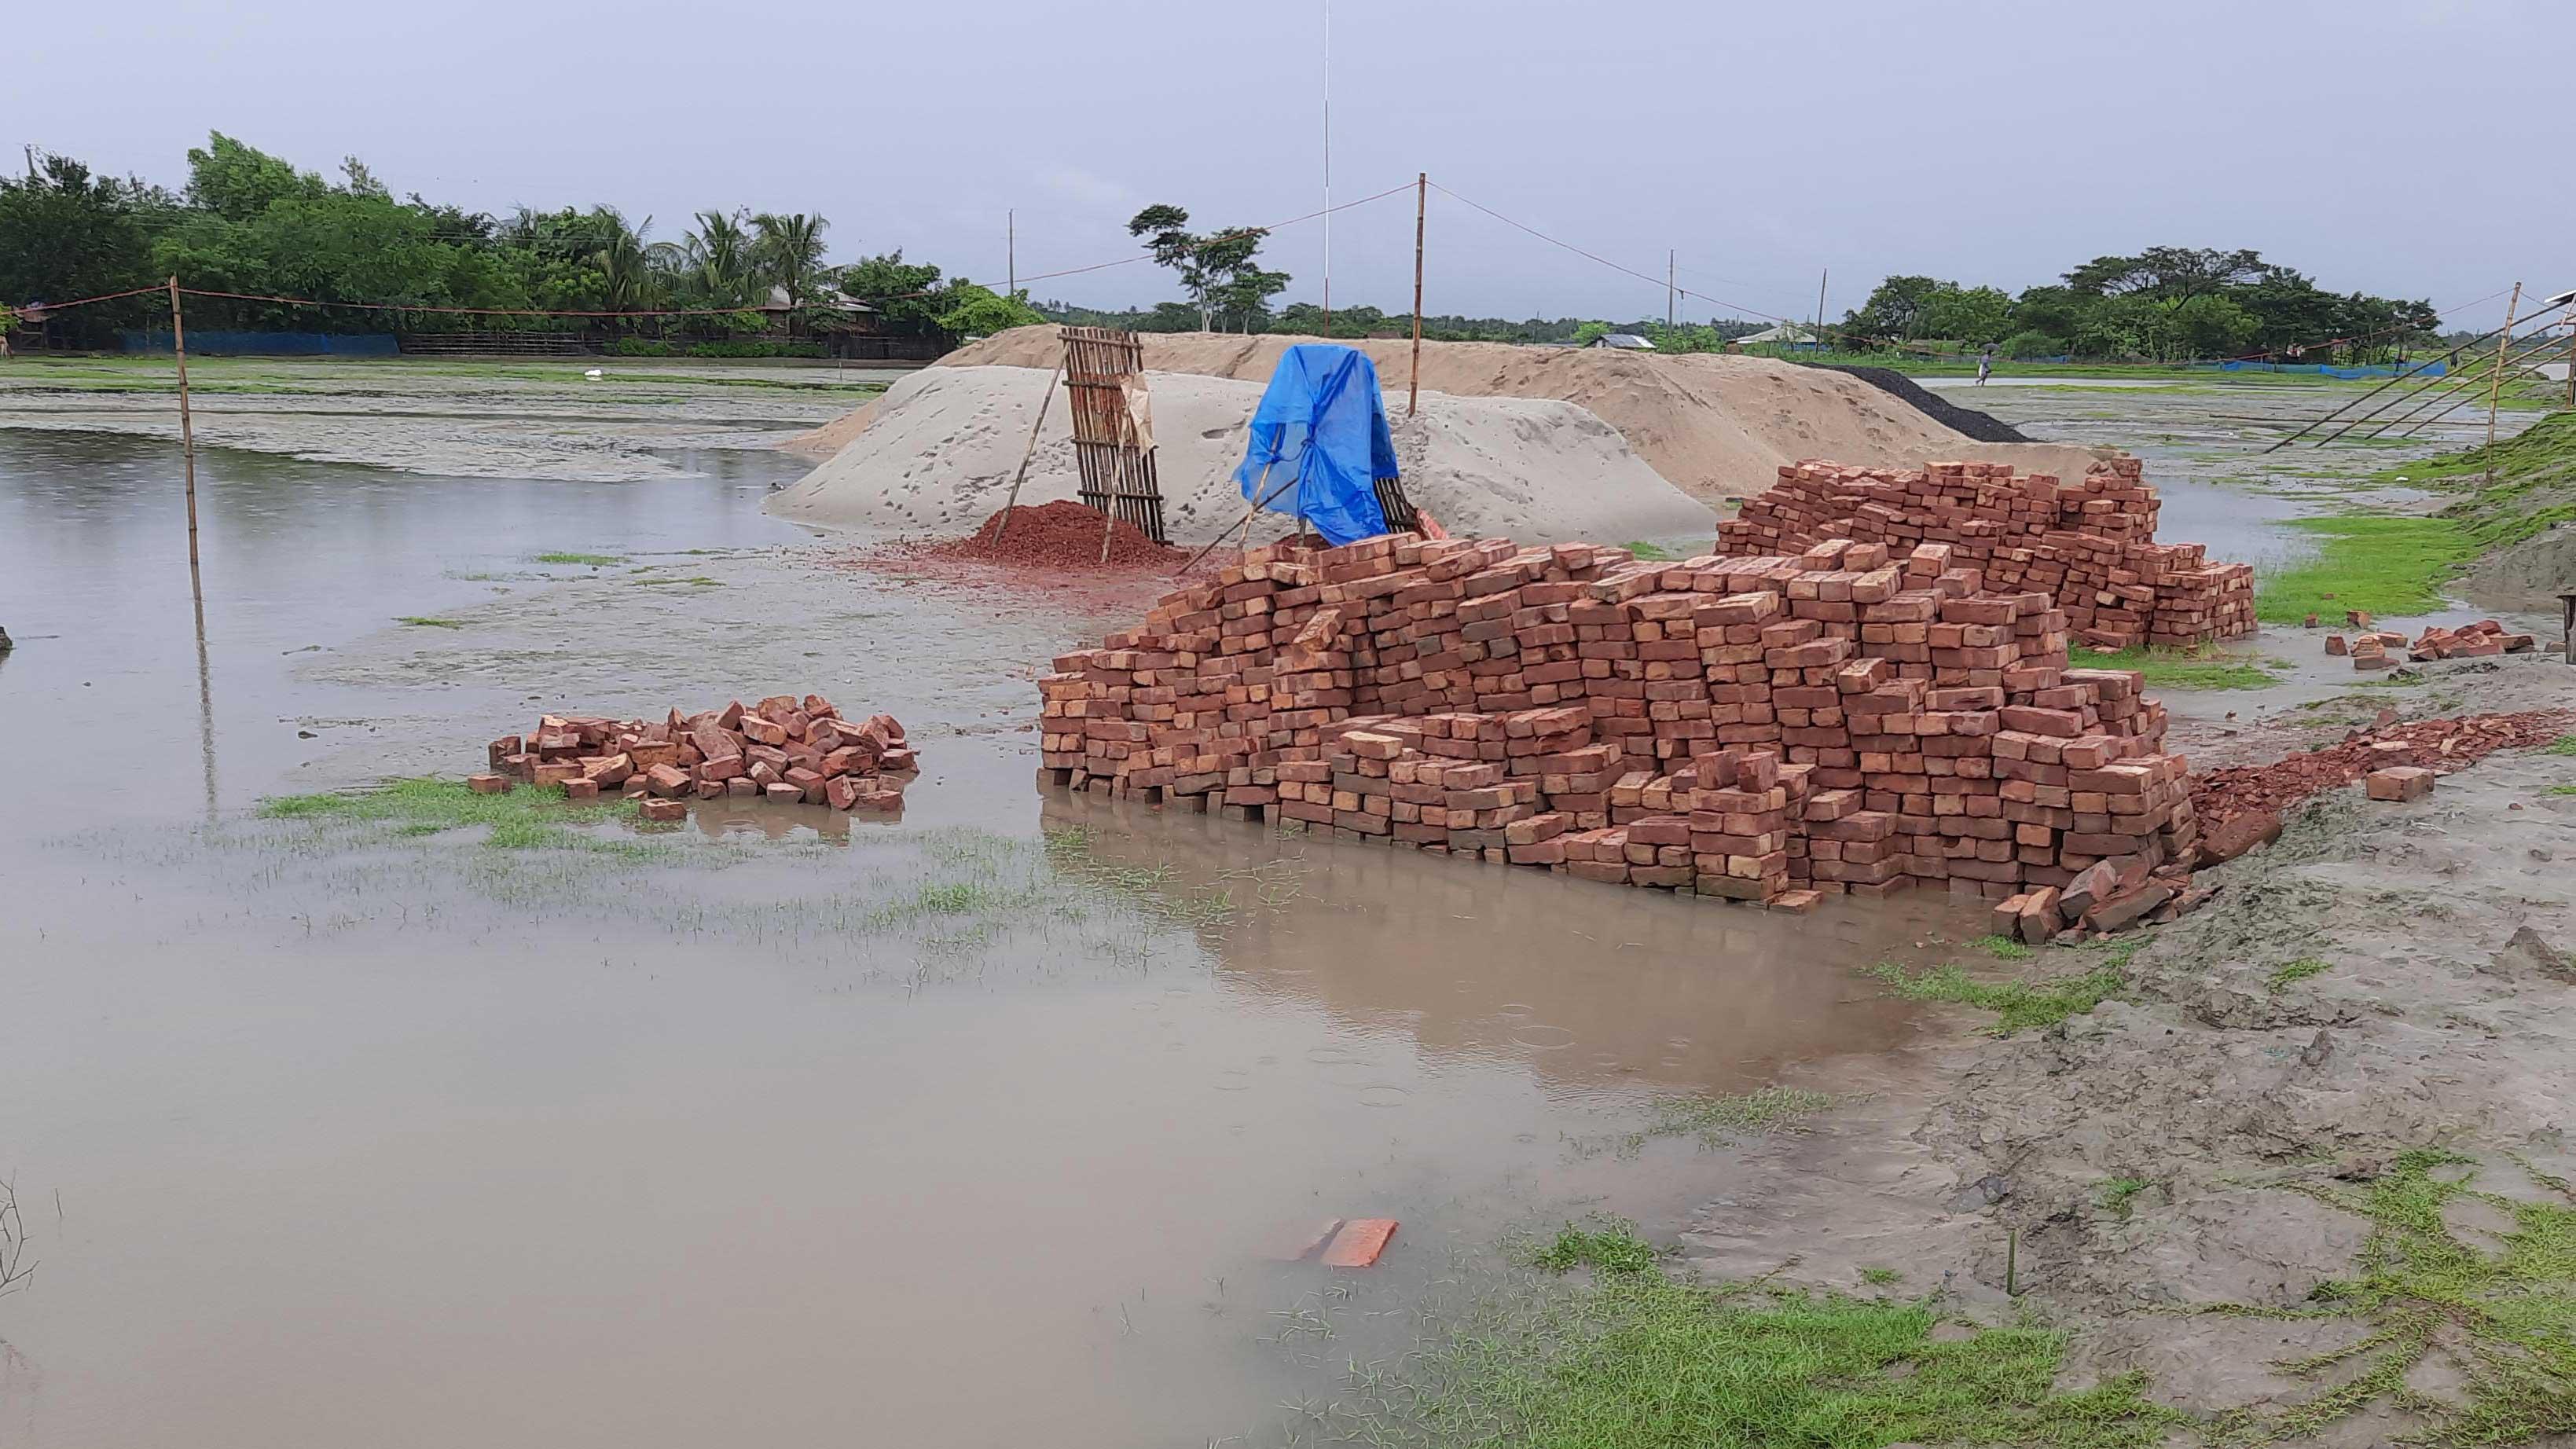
[1729,323,1818,348]
[1589,332,1654,350]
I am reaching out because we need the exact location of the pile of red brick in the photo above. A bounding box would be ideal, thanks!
[1040,531,2200,919]
[1716,458,2253,649]
[475,695,915,818]
[2191,709,2570,827]
[2326,617,2535,669]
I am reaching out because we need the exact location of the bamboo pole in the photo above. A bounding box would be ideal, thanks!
[1408,172,1426,417]
[2265,317,2512,452]
[990,359,1062,544]
[2375,329,2567,440]
[2484,281,2523,483]
[2564,305,2575,410]
[1180,460,1285,575]
[168,277,201,568]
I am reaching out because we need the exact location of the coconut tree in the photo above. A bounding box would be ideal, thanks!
[590,211,661,331]
[689,208,758,307]
[752,211,830,332]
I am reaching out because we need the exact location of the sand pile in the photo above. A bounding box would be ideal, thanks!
[785,328,2108,504]
[766,365,1719,546]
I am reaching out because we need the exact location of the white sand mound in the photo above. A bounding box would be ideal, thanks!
[765,365,1718,547]
[780,327,2109,500]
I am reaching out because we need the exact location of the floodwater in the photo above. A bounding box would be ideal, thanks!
[1959,380,2545,575]
[0,427,1979,1447]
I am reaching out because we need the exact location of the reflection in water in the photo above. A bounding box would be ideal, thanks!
[1041,788,1979,1094]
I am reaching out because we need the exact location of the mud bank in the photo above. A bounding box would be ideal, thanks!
[1685,659,2576,1440]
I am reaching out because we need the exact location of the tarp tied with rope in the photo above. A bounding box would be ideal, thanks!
[1231,344,1401,547]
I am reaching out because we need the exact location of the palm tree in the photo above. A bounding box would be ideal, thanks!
[691,209,758,308]
[752,211,830,332]
[591,211,661,329]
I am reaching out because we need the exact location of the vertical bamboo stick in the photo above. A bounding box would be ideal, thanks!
[1409,173,1426,417]
[991,359,1062,544]
[2484,282,2523,483]
[169,277,201,568]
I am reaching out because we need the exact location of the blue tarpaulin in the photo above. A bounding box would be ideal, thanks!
[1231,344,1401,547]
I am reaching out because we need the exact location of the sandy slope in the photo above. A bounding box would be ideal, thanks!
[783,328,2110,501]
[765,365,1719,546]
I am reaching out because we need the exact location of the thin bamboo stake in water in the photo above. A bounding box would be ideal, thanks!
[990,359,1062,545]
[2485,281,2523,483]
[168,276,200,567]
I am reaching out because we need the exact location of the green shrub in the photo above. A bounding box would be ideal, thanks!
[605,338,675,357]
[2002,329,2065,361]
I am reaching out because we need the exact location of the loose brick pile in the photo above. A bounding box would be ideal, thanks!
[2190,709,2570,828]
[476,695,916,814]
[2325,617,2536,669]
[1716,458,2253,649]
[1040,531,2200,915]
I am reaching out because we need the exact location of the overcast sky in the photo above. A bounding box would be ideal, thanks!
[16,0,2567,332]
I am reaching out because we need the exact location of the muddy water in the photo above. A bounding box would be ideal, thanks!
[0,427,1982,1446]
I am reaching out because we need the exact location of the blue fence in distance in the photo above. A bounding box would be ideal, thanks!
[119,330,400,357]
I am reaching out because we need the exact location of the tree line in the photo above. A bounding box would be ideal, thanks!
[1836,248,2442,364]
[0,134,1044,350]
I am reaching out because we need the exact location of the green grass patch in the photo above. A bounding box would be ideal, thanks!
[1528,1221,1660,1275]
[1622,540,1678,561]
[2206,1150,2576,1445]
[1867,956,2128,1036]
[2547,785,2576,798]
[1360,1222,2181,1447]
[534,552,625,567]
[2254,515,2482,625]
[2266,956,2334,992]
[2079,644,2287,691]
[257,777,645,853]
[2098,1177,2152,1219]
[629,575,723,588]
[1859,1265,1904,1286]
[394,615,465,629]
[1971,933,2034,960]
[2545,736,2576,757]
[1642,1086,1833,1148]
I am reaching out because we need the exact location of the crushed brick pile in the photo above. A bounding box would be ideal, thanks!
[475,695,916,815]
[1040,531,2200,920]
[918,500,1191,571]
[2327,617,2537,670]
[1717,457,2253,648]
[2191,710,2570,827]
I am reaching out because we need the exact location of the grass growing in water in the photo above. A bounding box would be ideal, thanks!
[2079,644,2286,691]
[2206,1150,2576,1445]
[2266,956,2334,992]
[2254,515,2482,625]
[1867,955,2128,1036]
[394,615,465,629]
[1643,1087,1833,1148]
[534,552,624,566]
[1859,1265,1904,1286]
[2545,736,2576,757]
[1527,1222,1660,1275]
[1357,1223,2178,1447]
[1971,934,2034,960]
[259,777,647,853]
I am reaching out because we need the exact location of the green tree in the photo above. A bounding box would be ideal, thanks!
[934,282,1047,337]
[1125,204,1287,332]
[0,152,160,345]
[2063,246,2267,303]
[1842,275,1947,342]
[1914,285,2013,345]
[838,251,945,331]
[183,133,328,222]
[751,211,829,325]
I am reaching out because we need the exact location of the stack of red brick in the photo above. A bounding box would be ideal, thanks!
[477,695,915,816]
[1716,457,2253,649]
[1040,531,2199,916]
